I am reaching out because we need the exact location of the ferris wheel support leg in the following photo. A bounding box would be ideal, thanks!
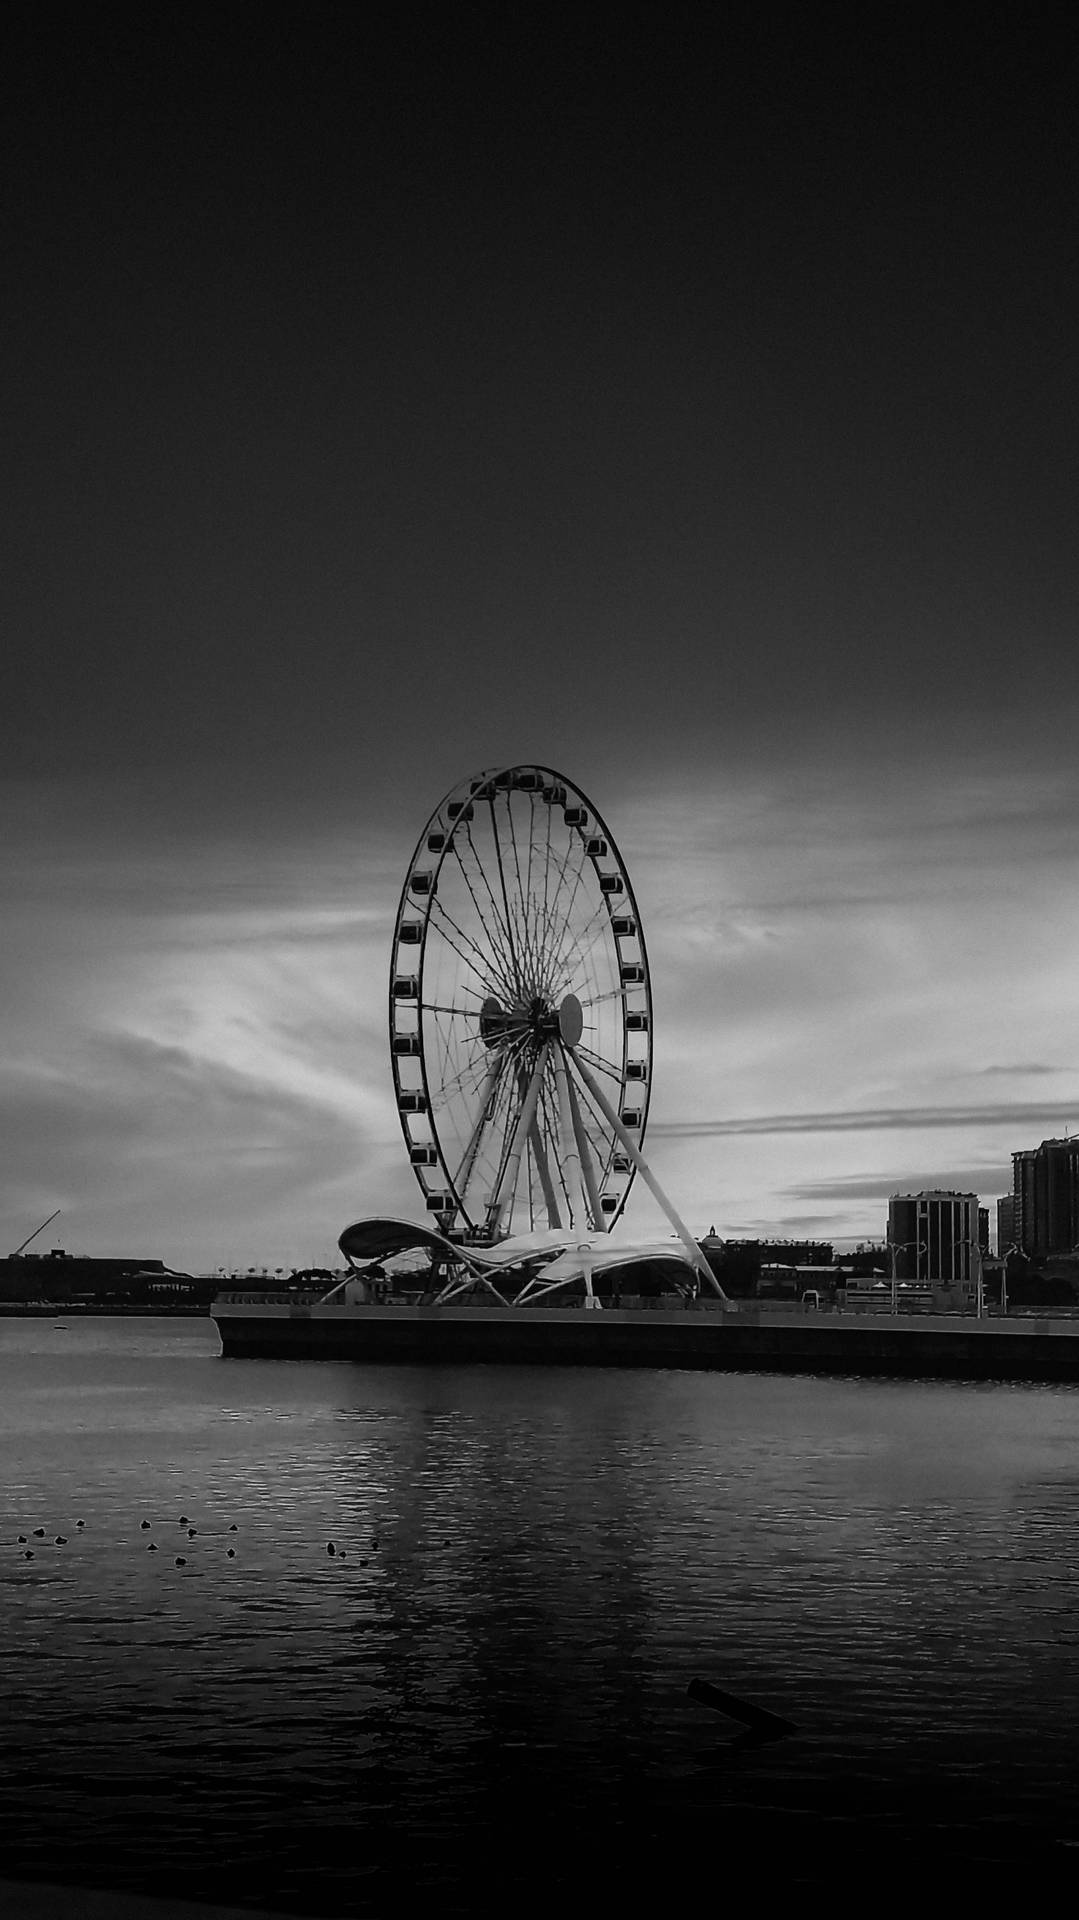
[486,1043,549,1236]
[552,1040,591,1243]
[567,1048,729,1302]
[527,1113,563,1229]
[453,1051,506,1200]
[565,1065,606,1232]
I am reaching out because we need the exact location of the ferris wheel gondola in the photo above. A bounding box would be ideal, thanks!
[389,765,653,1241]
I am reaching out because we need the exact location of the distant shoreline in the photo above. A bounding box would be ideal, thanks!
[0,1303,212,1318]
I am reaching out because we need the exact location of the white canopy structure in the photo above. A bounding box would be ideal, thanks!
[336,1216,732,1309]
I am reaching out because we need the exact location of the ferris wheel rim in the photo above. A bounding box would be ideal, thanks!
[388,764,652,1240]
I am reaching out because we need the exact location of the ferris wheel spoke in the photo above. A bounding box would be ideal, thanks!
[575,987,628,1010]
[450,1046,512,1199]
[550,896,609,976]
[427,896,514,1002]
[551,846,591,952]
[546,905,612,1001]
[513,813,549,990]
[539,792,555,947]
[572,1041,624,1083]
[485,796,524,997]
[523,796,538,971]
[537,830,583,962]
[511,845,541,989]
[428,1031,499,1110]
[450,832,519,998]
[503,793,530,943]
[455,1069,514,1221]
[422,990,492,1018]
[543,832,587,945]
[521,899,550,996]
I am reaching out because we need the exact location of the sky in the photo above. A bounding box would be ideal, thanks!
[2,13,1077,1271]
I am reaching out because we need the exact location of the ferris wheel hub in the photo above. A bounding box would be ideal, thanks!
[479,996,509,1046]
[557,994,584,1047]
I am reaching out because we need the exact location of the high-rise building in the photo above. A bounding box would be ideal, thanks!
[978,1207,990,1253]
[888,1192,980,1305]
[996,1195,1016,1255]
[1012,1150,1037,1253]
[1011,1139,1079,1258]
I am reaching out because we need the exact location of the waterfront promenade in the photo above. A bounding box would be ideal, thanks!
[213,1291,1079,1380]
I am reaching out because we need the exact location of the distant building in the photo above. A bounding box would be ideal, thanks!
[1011,1138,1079,1258]
[978,1207,990,1253]
[0,1248,213,1307]
[697,1236,834,1300]
[1012,1149,1038,1254]
[996,1196,1016,1255]
[757,1262,842,1300]
[887,1192,980,1306]
[835,1245,890,1278]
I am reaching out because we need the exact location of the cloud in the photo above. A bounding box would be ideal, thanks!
[0,826,415,1267]
[783,1170,1012,1204]
[651,1102,1079,1139]
[974,1063,1068,1077]
[751,1213,891,1243]
[0,1032,415,1272]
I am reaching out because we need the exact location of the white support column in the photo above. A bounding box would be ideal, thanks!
[567,1047,729,1302]
[486,1043,548,1235]
[566,1065,605,1231]
[527,1112,563,1228]
[551,1041,590,1240]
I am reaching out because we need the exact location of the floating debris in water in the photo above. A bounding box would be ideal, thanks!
[175,1557,186,1567]
[686,1676,798,1737]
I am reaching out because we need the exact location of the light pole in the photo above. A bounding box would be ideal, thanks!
[954,1238,983,1318]
[889,1239,925,1315]
[1000,1243,1019,1318]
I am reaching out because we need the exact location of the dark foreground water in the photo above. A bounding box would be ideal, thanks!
[3,1317,1079,1913]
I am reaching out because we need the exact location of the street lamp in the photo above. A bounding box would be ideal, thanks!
[889,1239,926,1316]
[1000,1243,1019,1318]
[953,1238,983,1319]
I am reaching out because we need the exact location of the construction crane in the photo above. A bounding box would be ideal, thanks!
[10,1209,61,1257]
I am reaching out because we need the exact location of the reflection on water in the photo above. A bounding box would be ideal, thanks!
[2,1318,1079,1911]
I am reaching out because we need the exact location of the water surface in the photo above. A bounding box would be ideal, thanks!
[3,1317,1078,1910]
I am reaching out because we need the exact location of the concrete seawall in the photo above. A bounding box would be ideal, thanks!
[213,1301,1079,1382]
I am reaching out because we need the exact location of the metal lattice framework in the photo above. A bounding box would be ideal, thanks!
[389,765,653,1241]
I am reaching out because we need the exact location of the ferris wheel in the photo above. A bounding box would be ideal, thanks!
[389,765,653,1241]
